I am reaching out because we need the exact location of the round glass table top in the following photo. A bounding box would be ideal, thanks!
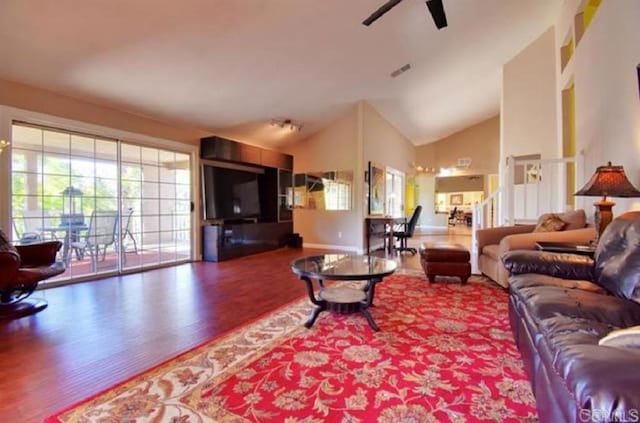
[291,254,397,280]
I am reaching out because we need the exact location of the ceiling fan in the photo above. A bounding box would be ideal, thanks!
[362,0,448,29]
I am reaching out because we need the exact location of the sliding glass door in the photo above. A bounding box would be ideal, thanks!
[120,144,191,270]
[10,123,192,284]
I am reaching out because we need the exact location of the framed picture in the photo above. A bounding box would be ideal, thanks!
[450,193,463,206]
[368,161,385,215]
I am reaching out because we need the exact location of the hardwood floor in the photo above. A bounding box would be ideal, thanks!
[0,227,476,422]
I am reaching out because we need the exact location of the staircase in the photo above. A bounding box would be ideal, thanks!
[471,153,583,254]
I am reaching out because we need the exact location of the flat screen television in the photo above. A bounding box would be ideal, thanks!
[202,165,263,220]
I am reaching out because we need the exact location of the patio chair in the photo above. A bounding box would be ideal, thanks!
[119,208,138,264]
[17,210,54,244]
[70,210,118,272]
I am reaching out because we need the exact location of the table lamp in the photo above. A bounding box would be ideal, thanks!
[574,161,640,242]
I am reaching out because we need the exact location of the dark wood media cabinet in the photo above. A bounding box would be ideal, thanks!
[201,136,294,262]
[203,222,293,262]
[201,135,293,170]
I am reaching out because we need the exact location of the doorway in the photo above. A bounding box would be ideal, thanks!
[385,167,405,217]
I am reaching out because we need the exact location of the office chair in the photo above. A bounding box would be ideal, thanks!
[448,206,458,226]
[393,205,422,254]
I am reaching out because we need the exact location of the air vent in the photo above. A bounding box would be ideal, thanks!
[390,63,411,78]
[457,157,472,168]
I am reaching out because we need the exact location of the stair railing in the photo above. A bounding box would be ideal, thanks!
[471,152,584,255]
[471,187,502,255]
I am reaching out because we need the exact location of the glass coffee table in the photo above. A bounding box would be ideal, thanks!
[291,254,397,331]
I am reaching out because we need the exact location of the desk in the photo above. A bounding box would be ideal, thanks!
[365,216,405,255]
[365,216,407,254]
[291,254,397,331]
[40,224,88,265]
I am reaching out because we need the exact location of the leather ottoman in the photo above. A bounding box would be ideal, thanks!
[419,242,471,284]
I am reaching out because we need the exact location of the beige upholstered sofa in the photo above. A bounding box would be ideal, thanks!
[476,209,595,288]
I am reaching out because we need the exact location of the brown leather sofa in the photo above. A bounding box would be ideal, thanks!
[476,209,594,288]
[502,211,640,422]
[0,230,64,318]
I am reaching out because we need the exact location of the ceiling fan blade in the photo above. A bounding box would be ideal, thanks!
[362,0,404,26]
[426,0,448,29]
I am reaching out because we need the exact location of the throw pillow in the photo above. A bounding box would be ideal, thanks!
[599,325,640,348]
[557,209,587,230]
[533,214,567,233]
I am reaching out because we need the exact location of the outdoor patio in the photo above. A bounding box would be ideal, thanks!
[49,247,191,282]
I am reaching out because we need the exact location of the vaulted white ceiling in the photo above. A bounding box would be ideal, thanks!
[0,0,560,149]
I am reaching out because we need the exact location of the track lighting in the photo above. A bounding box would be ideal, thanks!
[270,119,302,132]
[412,163,437,174]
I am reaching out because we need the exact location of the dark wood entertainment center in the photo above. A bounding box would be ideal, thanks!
[201,136,294,261]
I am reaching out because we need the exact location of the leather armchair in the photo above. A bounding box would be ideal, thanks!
[0,230,65,319]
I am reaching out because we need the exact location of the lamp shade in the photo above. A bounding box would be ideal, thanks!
[574,162,640,198]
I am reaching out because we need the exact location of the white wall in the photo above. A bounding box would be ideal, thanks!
[287,101,416,251]
[557,0,640,214]
[416,174,448,228]
[286,105,364,251]
[500,1,640,222]
[501,27,559,162]
[500,27,560,220]
[362,102,415,177]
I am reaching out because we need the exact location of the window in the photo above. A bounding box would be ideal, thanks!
[323,179,351,211]
[10,122,192,284]
[385,167,405,217]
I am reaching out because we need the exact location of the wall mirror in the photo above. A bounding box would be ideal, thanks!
[294,170,353,210]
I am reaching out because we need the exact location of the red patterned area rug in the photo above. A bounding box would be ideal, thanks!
[45,273,537,422]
